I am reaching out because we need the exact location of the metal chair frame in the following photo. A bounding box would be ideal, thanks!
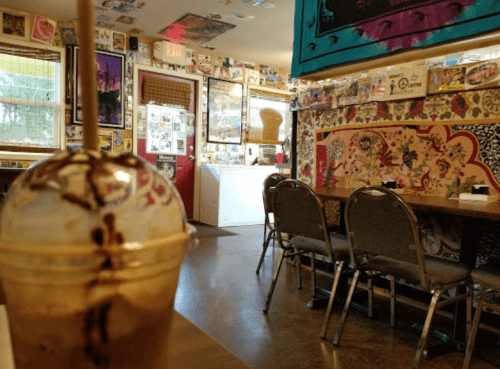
[262,180,351,340]
[463,281,500,368]
[332,186,471,369]
[256,173,287,274]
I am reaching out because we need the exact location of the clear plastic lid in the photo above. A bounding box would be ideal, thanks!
[0,150,188,249]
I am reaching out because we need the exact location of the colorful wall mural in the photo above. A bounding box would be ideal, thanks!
[298,88,500,264]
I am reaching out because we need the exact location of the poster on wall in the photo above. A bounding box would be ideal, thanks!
[146,104,187,155]
[156,155,177,182]
[207,78,242,144]
[0,8,30,41]
[31,15,56,45]
[465,59,500,89]
[138,43,151,65]
[383,66,427,101]
[73,47,125,128]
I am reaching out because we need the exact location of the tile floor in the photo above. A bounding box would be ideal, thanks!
[175,223,499,369]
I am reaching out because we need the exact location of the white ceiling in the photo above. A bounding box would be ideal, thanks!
[3,0,295,71]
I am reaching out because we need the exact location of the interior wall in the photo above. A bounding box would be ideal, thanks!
[296,92,500,265]
[0,7,296,168]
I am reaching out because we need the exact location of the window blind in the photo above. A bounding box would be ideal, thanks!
[249,89,291,103]
[0,40,62,153]
[142,76,191,110]
[0,41,61,63]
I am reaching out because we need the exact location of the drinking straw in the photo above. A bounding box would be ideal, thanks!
[77,0,98,150]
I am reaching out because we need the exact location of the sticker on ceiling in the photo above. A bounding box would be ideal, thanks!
[231,13,254,21]
[128,28,143,34]
[241,0,266,5]
[96,21,115,29]
[99,0,146,13]
[97,14,112,21]
[216,0,233,5]
[158,14,236,44]
[116,16,136,24]
[202,12,224,20]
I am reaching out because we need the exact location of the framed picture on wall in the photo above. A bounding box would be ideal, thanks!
[207,78,242,144]
[73,46,125,128]
[0,8,30,41]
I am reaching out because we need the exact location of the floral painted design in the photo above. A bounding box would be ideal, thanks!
[298,140,313,160]
[377,102,390,118]
[408,99,425,117]
[359,136,371,150]
[344,106,357,121]
[450,94,469,116]
[327,139,344,161]
[435,158,451,179]
[315,125,500,198]
[482,89,500,114]
[302,163,312,178]
[402,146,418,169]
[319,110,338,128]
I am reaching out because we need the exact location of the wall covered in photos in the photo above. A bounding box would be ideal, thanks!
[296,55,500,268]
[0,6,301,168]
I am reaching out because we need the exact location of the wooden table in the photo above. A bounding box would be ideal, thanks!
[0,306,251,369]
[315,186,500,221]
[315,186,500,266]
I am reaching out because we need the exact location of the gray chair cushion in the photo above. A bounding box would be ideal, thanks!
[367,255,470,286]
[290,233,350,261]
[471,265,500,290]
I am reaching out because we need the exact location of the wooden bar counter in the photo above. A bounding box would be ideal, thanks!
[0,305,251,369]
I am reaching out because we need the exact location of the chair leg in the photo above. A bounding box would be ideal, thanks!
[412,289,443,369]
[263,249,287,314]
[390,275,396,328]
[311,252,316,298]
[256,228,274,274]
[368,270,374,318]
[320,261,343,339]
[263,216,267,245]
[296,249,302,290]
[333,269,361,347]
[463,293,489,369]
[465,285,472,343]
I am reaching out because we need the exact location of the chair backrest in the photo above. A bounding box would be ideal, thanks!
[272,179,333,260]
[345,186,425,271]
[263,173,287,215]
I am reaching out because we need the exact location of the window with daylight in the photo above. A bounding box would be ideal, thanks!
[247,88,291,145]
[0,40,64,153]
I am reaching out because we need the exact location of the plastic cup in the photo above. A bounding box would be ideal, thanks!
[0,150,195,369]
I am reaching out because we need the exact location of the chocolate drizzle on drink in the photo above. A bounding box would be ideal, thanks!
[103,213,124,245]
[83,301,112,368]
[92,228,104,246]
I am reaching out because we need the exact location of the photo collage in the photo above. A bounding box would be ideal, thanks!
[145,105,187,156]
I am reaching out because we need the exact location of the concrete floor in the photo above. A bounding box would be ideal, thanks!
[175,223,498,369]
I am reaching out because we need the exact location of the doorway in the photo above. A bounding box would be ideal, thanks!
[133,65,203,220]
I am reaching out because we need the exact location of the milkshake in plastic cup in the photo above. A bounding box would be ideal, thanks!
[0,150,195,369]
